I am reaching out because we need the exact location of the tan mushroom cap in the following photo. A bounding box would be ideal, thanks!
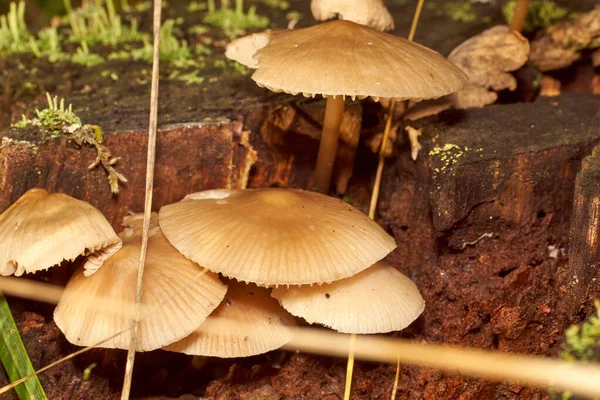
[225,32,271,69]
[159,188,396,286]
[0,188,122,277]
[54,220,227,351]
[272,262,424,334]
[252,20,468,101]
[165,281,295,357]
[311,0,394,32]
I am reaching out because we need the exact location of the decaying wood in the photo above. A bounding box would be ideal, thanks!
[530,7,600,72]
[257,100,362,194]
[564,144,600,319]
[448,25,530,109]
[0,123,257,227]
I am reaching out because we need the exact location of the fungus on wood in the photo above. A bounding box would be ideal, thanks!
[0,188,121,277]
[251,20,467,192]
[53,213,227,351]
[272,262,424,334]
[158,188,395,286]
[166,281,296,358]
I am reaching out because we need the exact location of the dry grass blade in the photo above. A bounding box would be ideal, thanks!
[121,0,162,398]
[285,328,600,398]
[1,278,600,398]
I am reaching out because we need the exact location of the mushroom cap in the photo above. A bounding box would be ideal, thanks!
[311,0,395,32]
[224,32,271,69]
[165,281,295,357]
[158,188,396,286]
[0,188,121,277]
[252,20,468,101]
[54,221,227,351]
[272,262,424,334]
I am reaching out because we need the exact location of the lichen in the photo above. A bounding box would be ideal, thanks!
[13,94,127,194]
[502,0,569,32]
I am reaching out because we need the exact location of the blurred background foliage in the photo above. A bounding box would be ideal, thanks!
[0,0,146,28]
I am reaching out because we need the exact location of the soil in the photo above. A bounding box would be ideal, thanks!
[1,1,600,399]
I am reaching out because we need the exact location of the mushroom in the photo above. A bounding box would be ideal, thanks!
[224,32,270,69]
[54,214,227,351]
[165,281,295,357]
[158,188,396,286]
[272,262,424,334]
[311,0,395,32]
[0,188,122,277]
[251,20,468,192]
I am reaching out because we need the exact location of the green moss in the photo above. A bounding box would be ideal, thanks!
[187,1,207,12]
[502,0,569,32]
[14,93,81,136]
[0,1,32,55]
[82,363,97,381]
[204,0,269,39]
[552,301,600,400]
[265,0,290,11]
[71,41,104,66]
[168,70,205,85]
[560,301,600,362]
[63,0,149,46]
[13,93,126,194]
[444,1,477,23]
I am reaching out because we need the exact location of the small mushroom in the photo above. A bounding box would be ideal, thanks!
[272,262,424,334]
[0,188,122,277]
[159,188,396,286]
[165,281,295,357]
[252,20,467,192]
[54,214,227,351]
[311,0,395,32]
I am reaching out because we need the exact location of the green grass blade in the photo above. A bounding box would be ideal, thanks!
[0,292,48,400]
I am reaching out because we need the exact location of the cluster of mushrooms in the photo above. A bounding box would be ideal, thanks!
[1,0,468,367]
[1,188,424,358]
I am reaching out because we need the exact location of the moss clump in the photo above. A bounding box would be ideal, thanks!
[63,0,148,46]
[0,1,32,55]
[553,301,600,400]
[265,0,290,11]
[204,0,270,39]
[14,94,127,194]
[560,301,600,362]
[444,1,477,23]
[502,0,569,32]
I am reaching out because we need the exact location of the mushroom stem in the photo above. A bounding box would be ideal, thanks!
[313,96,345,193]
[368,100,396,219]
[510,0,530,32]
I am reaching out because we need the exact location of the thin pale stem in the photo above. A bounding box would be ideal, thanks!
[235,0,243,16]
[358,0,426,398]
[510,0,531,32]
[344,334,356,400]
[208,0,215,14]
[312,96,345,193]
[391,355,400,400]
[120,0,162,398]
[3,279,600,400]
[368,100,396,219]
